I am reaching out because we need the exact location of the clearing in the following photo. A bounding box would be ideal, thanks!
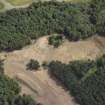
[0,2,4,10]
[7,0,32,6]
[0,35,105,105]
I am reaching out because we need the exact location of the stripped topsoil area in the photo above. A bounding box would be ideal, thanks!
[0,35,105,105]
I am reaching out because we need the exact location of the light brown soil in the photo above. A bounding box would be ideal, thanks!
[0,35,105,105]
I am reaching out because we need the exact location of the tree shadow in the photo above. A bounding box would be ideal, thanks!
[47,70,79,105]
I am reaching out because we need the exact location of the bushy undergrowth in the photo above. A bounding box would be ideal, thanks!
[48,34,63,47]
[48,55,105,105]
[89,0,105,35]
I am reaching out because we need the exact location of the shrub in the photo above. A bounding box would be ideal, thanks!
[42,61,48,69]
[14,94,37,105]
[96,10,105,35]
[48,34,63,47]
[89,0,105,35]
[26,59,40,70]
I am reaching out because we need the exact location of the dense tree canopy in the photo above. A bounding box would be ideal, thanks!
[0,0,105,51]
[89,0,105,35]
[0,1,96,51]
[0,1,105,105]
[48,55,105,105]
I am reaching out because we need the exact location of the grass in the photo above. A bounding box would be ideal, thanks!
[0,2,4,10]
[64,0,91,3]
[7,0,32,6]
[80,67,97,83]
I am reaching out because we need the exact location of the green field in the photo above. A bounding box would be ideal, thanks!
[7,0,32,6]
[0,2,4,10]
[64,0,91,3]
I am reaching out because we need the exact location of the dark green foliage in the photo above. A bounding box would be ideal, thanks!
[0,61,20,105]
[0,60,38,105]
[48,60,95,86]
[96,10,105,35]
[0,1,95,51]
[0,75,21,105]
[14,94,37,105]
[48,34,63,47]
[89,0,105,35]
[0,60,4,74]
[0,32,30,51]
[37,103,42,105]
[42,61,48,69]
[48,55,105,105]
[26,59,40,70]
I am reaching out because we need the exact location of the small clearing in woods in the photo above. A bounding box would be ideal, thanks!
[0,2,4,10]
[7,0,32,6]
[0,35,105,105]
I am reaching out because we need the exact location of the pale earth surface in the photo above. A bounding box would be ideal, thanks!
[0,35,105,105]
[0,0,31,12]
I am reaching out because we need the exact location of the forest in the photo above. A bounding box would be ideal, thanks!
[0,60,39,105]
[0,0,105,51]
[0,0,105,105]
[48,55,105,105]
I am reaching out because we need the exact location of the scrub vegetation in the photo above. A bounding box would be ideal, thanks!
[0,61,39,105]
[26,59,40,70]
[48,55,105,105]
[0,0,105,105]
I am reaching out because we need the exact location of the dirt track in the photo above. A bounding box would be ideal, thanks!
[0,0,63,12]
[0,0,31,12]
[0,35,105,105]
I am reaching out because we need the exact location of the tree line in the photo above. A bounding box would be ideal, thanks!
[0,0,105,51]
[48,55,105,105]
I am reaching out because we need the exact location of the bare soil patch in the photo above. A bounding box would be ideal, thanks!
[0,35,105,105]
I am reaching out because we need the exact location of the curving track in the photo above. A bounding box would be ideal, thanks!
[0,0,31,12]
[0,35,105,105]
